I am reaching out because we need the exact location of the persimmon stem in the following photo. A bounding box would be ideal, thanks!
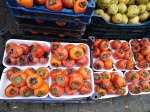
[79,1,87,8]
[49,0,56,5]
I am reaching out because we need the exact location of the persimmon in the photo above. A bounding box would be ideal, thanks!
[99,79,112,89]
[5,84,19,97]
[26,73,43,89]
[141,45,150,56]
[116,60,127,69]
[138,60,149,69]
[124,51,134,60]
[146,54,150,63]
[24,67,36,76]
[94,73,102,85]
[20,85,33,97]
[50,68,63,81]
[16,0,34,8]
[100,71,111,80]
[6,67,21,80]
[113,49,125,59]
[34,82,49,97]
[54,47,68,61]
[95,86,107,97]
[78,44,88,54]
[125,71,139,83]
[74,0,88,14]
[78,67,91,80]
[10,71,27,87]
[117,87,126,96]
[129,83,142,94]
[93,39,101,48]
[132,46,141,53]
[107,84,117,94]
[121,42,130,51]
[111,40,122,49]
[69,47,84,60]
[104,59,113,70]
[139,38,150,46]
[134,53,144,61]
[126,59,135,70]
[56,22,67,26]
[36,67,49,80]
[49,83,64,97]
[64,44,75,52]
[110,72,119,82]
[139,81,150,92]
[113,76,127,88]
[93,60,104,70]
[50,56,61,68]
[138,70,150,81]
[56,74,69,87]
[131,39,140,46]
[69,73,83,90]
[51,42,62,54]
[99,39,110,51]
[100,51,110,61]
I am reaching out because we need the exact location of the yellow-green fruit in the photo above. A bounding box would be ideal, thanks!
[94,9,105,16]
[138,4,146,14]
[126,5,140,18]
[139,11,149,21]
[128,16,139,24]
[97,0,111,9]
[103,13,111,21]
[118,0,129,4]
[107,4,118,15]
[127,0,135,5]
[122,14,128,24]
[110,0,118,4]
[146,2,150,11]
[118,3,127,14]
[137,0,149,4]
[112,13,122,23]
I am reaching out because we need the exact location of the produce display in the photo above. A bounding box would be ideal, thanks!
[92,39,113,71]
[49,67,94,98]
[50,42,90,68]
[0,67,49,99]
[129,38,150,69]
[16,0,89,14]
[95,0,150,24]
[124,70,150,95]
[94,71,128,99]
[3,39,50,67]
[111,40,135,71]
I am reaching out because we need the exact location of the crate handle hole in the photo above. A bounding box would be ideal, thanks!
[91,3,94,6]
[95,95,97,98]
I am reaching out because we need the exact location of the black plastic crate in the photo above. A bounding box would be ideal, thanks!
[84,16,150,39]
[14,17,86,38]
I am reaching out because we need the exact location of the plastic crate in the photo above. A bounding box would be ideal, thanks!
[7,0,95,24]
[14,17,86,38]
[84,15,150,39]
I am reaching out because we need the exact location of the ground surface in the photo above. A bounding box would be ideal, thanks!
[0,1,150,112]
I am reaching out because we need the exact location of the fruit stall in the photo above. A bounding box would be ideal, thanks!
[0,0,150,103]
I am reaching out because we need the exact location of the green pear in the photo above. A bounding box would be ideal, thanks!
[94,9,105,16]
[128,16,139,24]
[138,4,146,14]
[110,0,118,4]
[126,5,140,18]
[103,13,111,21]
[97,0,111,9]
[127,0,135,5]
[122,14,128,24]
[137,0,149,4]
[146,2,150,11]
[118,3,127,14]
[139,11,149,21]
[112,13,123,23]
[107,4,118,15]
[118,0,129,4]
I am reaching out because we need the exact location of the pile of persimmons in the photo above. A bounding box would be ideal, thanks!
[5,67,49,97]
[50,42,89,68]
[16,0,88,14]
